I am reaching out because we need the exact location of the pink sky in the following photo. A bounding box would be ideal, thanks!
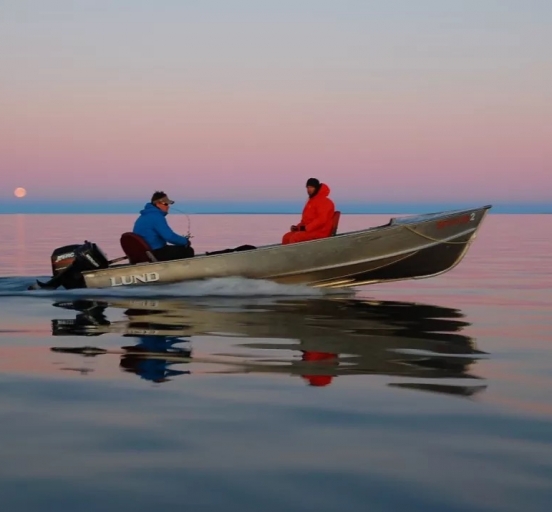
[1,1,550,206]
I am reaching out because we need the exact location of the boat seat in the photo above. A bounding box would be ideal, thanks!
[330,211,341,236]
[120,232,158,264]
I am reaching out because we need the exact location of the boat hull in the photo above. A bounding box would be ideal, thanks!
[82,205,491,289]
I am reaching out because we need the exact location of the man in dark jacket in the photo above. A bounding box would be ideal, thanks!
[133,191,194,261]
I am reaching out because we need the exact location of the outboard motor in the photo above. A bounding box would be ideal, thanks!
[51,244,81,277]
[73,241,109,272]
[30,241,110,290]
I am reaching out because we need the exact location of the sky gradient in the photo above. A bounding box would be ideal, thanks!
[1,0,550,212]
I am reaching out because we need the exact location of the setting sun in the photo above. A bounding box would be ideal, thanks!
[14,187,27,198]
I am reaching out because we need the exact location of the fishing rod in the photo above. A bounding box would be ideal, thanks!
[171,205,193,239]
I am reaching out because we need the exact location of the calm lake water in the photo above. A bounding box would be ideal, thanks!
[0,213,551,512]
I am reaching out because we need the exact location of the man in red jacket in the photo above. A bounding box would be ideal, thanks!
[282,178,335,245]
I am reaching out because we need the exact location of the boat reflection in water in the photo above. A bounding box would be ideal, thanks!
[50,297,487,395]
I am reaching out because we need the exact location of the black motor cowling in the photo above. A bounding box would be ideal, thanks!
[51,244,81,277]
[60,241,109,289]
[73,241,109,271]
[30,241,110,290]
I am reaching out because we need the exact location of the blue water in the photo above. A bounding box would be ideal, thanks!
[0,214,551,511]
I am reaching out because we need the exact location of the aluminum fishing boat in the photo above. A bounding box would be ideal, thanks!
[30,205,491,290]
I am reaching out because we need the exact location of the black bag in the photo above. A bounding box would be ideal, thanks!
[205,244,257,256]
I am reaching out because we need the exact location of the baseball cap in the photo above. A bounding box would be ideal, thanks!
[151,191,175,204]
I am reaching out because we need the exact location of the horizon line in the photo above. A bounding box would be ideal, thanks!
[2,211,550,215]
[0,200,550,215]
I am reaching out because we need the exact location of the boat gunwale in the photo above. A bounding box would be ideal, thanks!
[83,205,491,278]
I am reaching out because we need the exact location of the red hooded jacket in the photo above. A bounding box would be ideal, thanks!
[298,183,335,237]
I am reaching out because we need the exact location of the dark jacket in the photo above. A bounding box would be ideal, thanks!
[133,203,189,250]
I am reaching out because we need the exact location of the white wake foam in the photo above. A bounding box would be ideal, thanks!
[0,276,352,299]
